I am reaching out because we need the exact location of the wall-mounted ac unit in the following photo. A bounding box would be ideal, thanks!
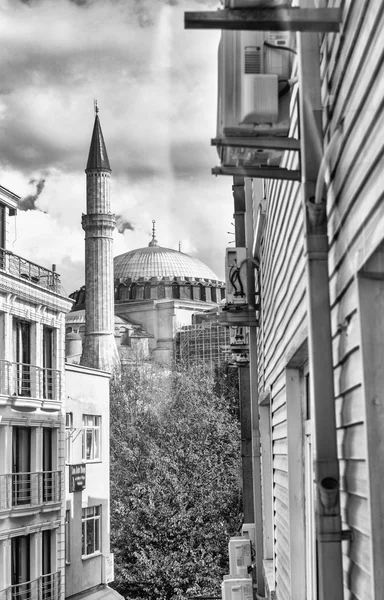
[216,28,295,169]
[222,576,253,600]
[225,247,248,306]
[228,537,252,577]
[241,523,256,550]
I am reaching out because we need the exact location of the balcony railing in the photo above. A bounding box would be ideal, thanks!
[0,471,61,510]
[0,360,61,400]
[0,571,61,600]
[0,248,61,294]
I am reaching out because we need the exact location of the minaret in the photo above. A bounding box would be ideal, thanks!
[81,103,117,371]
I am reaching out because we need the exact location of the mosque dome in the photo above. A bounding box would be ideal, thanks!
[114,221,223,283]
[114,246,220,282]
[113,223,225,304]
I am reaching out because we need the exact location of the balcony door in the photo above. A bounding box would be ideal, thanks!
[43,429,53,502]
[14,320,31,397]
[12,427,31,506]
[43,327,53,399]
[11,535,30,600]
[42,530,52,600]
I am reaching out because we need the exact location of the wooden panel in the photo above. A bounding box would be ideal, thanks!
[333,347,363,399]
[339,459,368,498]
[337,423,367,460]
[335,386,365,429]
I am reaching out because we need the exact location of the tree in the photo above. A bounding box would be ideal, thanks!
[110,362,242,600]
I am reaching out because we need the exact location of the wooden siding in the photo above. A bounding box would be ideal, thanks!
[255,1,383,596]
[321,0,384,597]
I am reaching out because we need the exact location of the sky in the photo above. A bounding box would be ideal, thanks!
[0,0,235,295]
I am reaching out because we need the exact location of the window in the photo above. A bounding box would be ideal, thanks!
[43,327,54,399]
[198,284,206,302]
[65,510,71,564]
[12,427,31,506]
[13,319,31,396]
[82,506,101,556]
[172,282,180,299]
[82,415,101,461]
[11,535,31,600]
[65,413,73,464]
[130,283,137,300]
[211,287,217,303]
[157,283,165,299]
[144,283,151,299]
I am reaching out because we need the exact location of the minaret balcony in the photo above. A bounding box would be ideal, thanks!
[0,248,61,293]
[0,471,62,515]
[0,360,62,411]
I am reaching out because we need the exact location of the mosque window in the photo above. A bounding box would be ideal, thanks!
[211,287,217,303]
[144,283,151,300]
[130,283,137,300]
[158,283,165,299]
[198,284,206,302]
[172,282,180,299]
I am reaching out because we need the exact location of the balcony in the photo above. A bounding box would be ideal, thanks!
[0,360,61,411]
[0,571,61,600]
[0,471,62,512]
[0,248,61,294]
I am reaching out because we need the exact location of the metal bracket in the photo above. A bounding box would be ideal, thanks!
[185,8,342,33]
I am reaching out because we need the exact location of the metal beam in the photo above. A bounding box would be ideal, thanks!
[212,166,301,181]
[185,8,341,33]
[212,136,301,151]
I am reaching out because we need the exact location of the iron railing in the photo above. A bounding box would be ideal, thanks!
[0,249,61,294]
[0,471,61,510]
[0,360,61,400]
[0,571,61,600]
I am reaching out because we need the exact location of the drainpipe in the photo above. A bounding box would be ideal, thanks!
[298,2,344,598]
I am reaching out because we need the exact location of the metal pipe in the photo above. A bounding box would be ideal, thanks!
[297,2,344,598]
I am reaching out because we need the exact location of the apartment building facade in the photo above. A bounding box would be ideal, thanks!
[0,185,72,600]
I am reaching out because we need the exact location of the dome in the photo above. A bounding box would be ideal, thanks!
[114,245,221,282]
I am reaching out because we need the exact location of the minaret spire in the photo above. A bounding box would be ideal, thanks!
[81,107,117,371]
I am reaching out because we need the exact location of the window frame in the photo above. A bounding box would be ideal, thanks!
[82,415,101,462]
[81,506,101,558]
[65,413,73,464]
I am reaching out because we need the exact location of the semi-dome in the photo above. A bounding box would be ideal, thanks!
[114,245,220,282]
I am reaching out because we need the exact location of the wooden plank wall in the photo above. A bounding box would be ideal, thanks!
[322,0,384,597]
[258,74,307,598]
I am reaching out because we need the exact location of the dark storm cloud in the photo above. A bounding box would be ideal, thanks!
[115,215,135,234]
[19,178,47,212]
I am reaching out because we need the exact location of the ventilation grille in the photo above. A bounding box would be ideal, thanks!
[244,46,262,74]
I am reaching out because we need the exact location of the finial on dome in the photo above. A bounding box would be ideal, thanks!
[148,219,158,247]
[178,241,182,252]
[94,98,99,115]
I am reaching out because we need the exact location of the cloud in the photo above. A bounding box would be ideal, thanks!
[0,0,234,291]
[19,177,47,212]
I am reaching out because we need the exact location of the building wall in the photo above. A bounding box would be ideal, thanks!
[0,187,72,600]
[64,364,112,599]
[255,1,384,598]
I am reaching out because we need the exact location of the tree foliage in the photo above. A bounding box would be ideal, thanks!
[110,362,242,600]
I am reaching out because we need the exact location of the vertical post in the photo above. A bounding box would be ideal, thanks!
[298,2,344,598]
[245,178,265,596]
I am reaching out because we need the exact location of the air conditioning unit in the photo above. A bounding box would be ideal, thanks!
[225,248,248,306]
[216,28,294,169]
[241,523,256,550]
[228,537,252,577]
[222,577,253,600]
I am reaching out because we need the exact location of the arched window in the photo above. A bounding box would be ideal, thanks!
[130,283,137,300]
[117,282,127,301]
[199,284,206,302]
[172,282,180,299]
[157,283,165,299]
[144,283,151,300]
[211,287,217,303]
[185,282,193,300]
